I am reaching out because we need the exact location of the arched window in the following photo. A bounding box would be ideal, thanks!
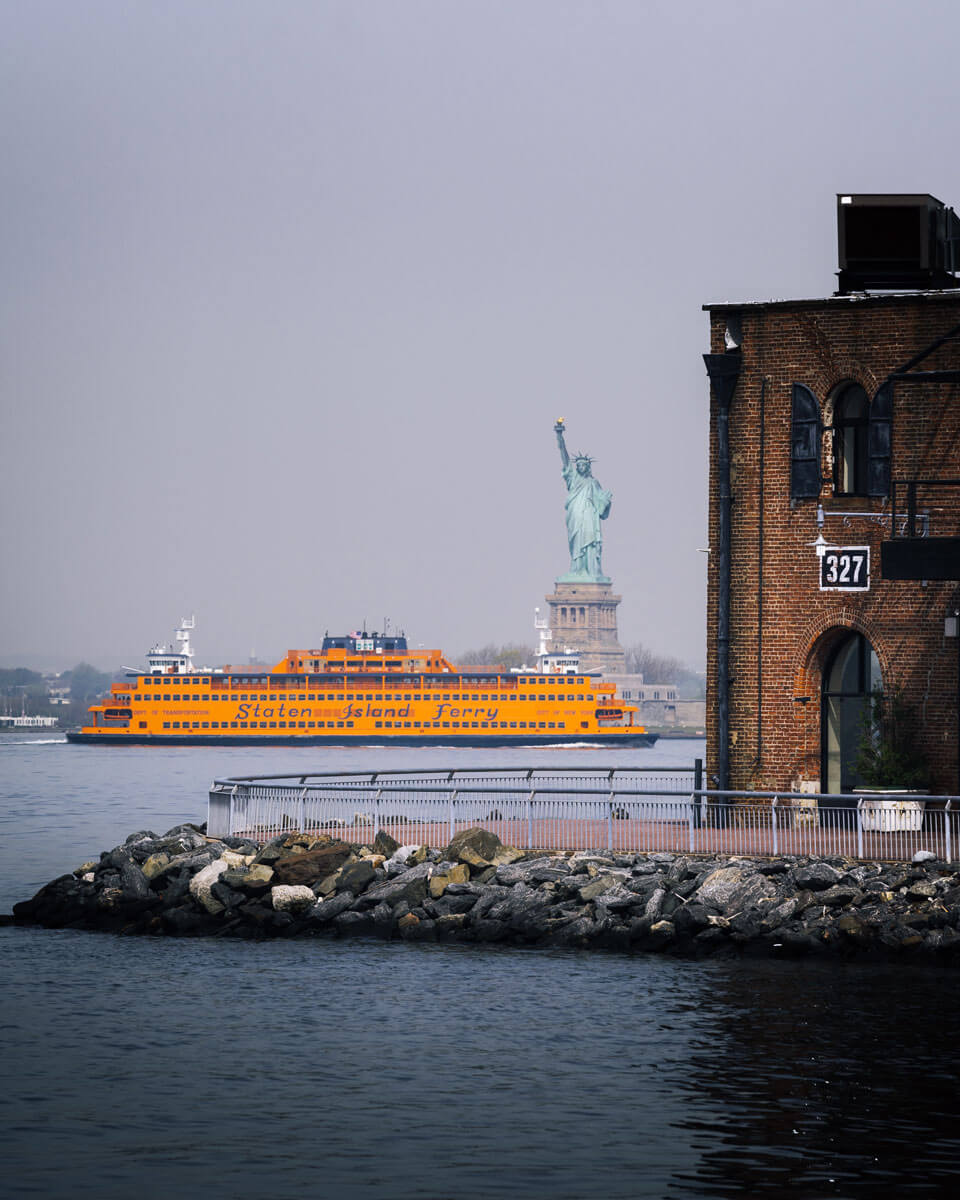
[833,384,869,494]
[822,631,880,793]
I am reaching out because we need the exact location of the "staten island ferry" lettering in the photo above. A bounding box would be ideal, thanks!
[233,701,502,721]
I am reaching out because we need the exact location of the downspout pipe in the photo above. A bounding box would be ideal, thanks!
[703,351,742,795]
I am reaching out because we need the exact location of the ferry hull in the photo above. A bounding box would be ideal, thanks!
[66,731,659,748]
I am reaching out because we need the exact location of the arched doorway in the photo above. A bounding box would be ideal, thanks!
[822,631,880,794]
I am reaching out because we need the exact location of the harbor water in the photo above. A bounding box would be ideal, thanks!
[2,734,959,1199]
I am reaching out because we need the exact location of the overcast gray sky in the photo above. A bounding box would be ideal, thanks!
[3,0,959,671]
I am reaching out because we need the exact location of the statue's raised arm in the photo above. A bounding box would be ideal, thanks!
[554,418,570,470]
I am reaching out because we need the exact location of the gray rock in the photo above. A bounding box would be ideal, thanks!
[818,885,863,907]
[119,861,150,900]
[792,862,843,891]
[310,891,356,923]
[337,860,377,895]
[913,850,937,864]
[644,887,666,921]
[693,866,778,914]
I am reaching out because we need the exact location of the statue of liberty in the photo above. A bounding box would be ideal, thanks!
[554,419,612,583]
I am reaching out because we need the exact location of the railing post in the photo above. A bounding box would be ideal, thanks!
[374,788,381,839]
[527,790,535,849]
[693,758,703,828]
[946,799,953,864]
[449,790,457,842]
[299,787,306,833]
[230,784,237,836]
[608,792,614,852]
[688,794,695,853]
[856,798,864,860]
[771,795,778,857]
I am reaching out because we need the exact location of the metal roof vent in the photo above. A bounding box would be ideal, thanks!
[836,193,960,294]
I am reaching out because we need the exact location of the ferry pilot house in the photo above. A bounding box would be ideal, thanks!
[703,195,960,799]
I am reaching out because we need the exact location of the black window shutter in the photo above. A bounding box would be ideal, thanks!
[867,384,891,497]
[791,384,822,498]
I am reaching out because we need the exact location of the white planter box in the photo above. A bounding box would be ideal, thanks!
[856,793,926,832]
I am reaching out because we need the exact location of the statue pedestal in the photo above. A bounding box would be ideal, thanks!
[545,580,625,674]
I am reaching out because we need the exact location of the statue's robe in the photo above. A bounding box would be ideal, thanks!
[562,462,612,572]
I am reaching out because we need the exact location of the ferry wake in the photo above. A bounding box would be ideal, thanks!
[66,618,657,748]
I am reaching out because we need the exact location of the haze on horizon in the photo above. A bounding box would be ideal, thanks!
[3,1,959,674]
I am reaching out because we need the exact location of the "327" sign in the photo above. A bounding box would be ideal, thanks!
[820,546,870,591]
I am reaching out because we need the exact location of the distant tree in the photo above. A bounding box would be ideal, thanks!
[457,643,536,668]
[0,667,49,715]
[623,643,705,699]
[62,663,113,710]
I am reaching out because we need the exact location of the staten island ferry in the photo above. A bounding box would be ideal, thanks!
[66,617,657,747]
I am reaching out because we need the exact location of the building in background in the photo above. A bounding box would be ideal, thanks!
[704,194,960,795]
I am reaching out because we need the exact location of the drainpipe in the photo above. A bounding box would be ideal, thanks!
[703,350,742,795]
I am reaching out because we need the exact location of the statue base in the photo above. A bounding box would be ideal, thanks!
[545,580,625,674]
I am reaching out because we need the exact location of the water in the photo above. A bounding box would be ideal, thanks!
[2,735,959,1199]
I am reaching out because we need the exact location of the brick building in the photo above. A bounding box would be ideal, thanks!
[703,222,960,797]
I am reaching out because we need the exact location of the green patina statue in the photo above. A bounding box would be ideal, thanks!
[554,419,612,583]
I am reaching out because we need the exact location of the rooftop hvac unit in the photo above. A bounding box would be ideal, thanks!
[836,193,960,294]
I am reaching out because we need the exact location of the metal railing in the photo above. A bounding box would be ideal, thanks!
[207,769,958,862]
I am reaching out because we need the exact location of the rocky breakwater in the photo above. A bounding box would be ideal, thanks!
[9,823,960,960]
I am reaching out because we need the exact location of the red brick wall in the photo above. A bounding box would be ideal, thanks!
[705,294,960,794]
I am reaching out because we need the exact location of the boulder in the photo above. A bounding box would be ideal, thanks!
[141,853,170,880]
[792,862,843,891]
[428,863,470,898]
[693,866,778,914]
[337,860,377,895]
[189,859,231,913]
[271,885,317,913]
[271,843,353,886]
[221,864,274,893]
[445,827,503,867]
[372,830,400,858]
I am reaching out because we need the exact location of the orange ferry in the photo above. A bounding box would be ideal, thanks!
[67,618,656,747]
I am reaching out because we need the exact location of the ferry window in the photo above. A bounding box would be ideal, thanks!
[231,722,239,728]
[192,694,199,701]
[581,722,589,729]
[539,722,546,728]
[432,721,440,727]
[442,721,450,727]
[298,721,306,728]
[171,721,180,728]
[278,721,286,728]
[210,696,217,702]
[375,721,383,728]
[202,678,210,685]
[337,721,344,727]
[308,694,316,701]
[548,695,556,701]
[403,694,411,701]
[404,721,411,727]
[259,721,267,728]
[471,721,479,728]
[298,695,306,701]
[452,721,460,728]
[347,720,354,727]
[268,721,276,728]
[260,694,267,700]
[202,722,209,728]
[510,722,516,728]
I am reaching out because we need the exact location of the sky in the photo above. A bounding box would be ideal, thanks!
[3,0,960,672]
